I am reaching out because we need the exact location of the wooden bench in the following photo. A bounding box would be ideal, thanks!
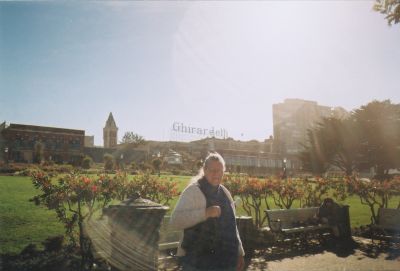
[265,207,332,243]
[371,208,400,243]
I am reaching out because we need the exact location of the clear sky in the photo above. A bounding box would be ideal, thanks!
[1,1,399,146]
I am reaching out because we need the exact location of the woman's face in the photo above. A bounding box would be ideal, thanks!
[204,160,224,186]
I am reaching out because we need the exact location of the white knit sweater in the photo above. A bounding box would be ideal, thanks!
[169,182,245,257]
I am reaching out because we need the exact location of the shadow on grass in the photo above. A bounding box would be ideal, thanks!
[0,235,111,271]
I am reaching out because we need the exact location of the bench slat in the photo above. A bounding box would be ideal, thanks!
[266,207,320,230]
[282,225,330,234]
[265,207,332,242]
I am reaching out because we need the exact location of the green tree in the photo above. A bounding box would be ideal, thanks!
[353,100,400,179]
[299,101,400,178]
[298,127,333,176]
[314,117,361,176]
[116,132,145,164]
[332,118,363,175]
[120,132,144,145]
[374,0,400,25]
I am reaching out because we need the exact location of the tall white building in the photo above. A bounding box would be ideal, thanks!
[273,99,349,154]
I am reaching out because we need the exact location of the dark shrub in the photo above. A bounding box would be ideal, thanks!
[81,156,93,169]
[21,244,38,257]
[103,153,114,171]
[43,235,64,252]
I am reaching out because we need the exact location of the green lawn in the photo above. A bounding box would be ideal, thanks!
[0,176,64,254]
[1,175,398,254]
[0,175,192,254]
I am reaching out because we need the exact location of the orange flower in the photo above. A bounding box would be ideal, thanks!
[82,177,91,184]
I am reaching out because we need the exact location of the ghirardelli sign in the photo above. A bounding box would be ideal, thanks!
[172,122,228,139]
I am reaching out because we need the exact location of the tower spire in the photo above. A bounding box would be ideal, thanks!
[103,112,118,148]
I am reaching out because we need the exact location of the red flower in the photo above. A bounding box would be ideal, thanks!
[82,177,91,184]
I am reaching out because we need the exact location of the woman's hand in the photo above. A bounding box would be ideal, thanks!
[205,205,221,218]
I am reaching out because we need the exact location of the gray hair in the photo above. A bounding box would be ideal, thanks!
[203,152,226,172]
[190,152,226,183]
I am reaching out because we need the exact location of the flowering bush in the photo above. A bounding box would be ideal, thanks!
[270,178,304,209]
[227,174,400,229]
[300,177,333,207]
[225,175,341,227]
[30,170,179,270]
[224,175,272,228]
[126,172,179,206]
[30,171,102,270]
[345,176,400,223]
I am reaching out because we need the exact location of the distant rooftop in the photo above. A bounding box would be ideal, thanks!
[5,123,84,135]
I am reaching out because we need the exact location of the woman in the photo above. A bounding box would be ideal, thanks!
[170,152,245,271]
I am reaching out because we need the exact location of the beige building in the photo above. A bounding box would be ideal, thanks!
[273,99,349,154]
[84,135,94,147]
[103,112,118,148]
[141,137,297,175]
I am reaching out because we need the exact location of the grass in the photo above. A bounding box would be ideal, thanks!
[1,175,398,254]
[0,174,192,254]
[0,176,64,254]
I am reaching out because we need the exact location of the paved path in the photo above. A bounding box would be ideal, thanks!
[247,237,400,271]
[159,237,400,270]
